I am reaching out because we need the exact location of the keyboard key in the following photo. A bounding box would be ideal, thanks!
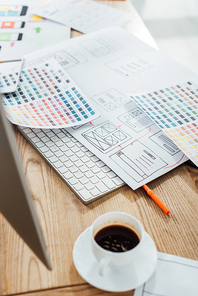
[37,131,45,138]
[71,137,78,143]
[74,182,84,191]
[50,145,59,152]
[85,170,94,178]
[59,155,69,162]
[55,150,64,158]
[102,178,116,189]
[53,129,62,134]
[64,160,73,167]
[91,166,100,173]
[86,151,94,157]
[51,135,59,142]
[86,160,95,168]
[62,137,70,143]
[101,166,111,173]
[85,182,95,190]
[89,175,99,184]
[78,188,92,200]
[49,155,58,163]
[57,132,66,139]
[66,141,75,148]
[68,177,78,185]
[71,146,80,153]
[45,141,54,148]
[95,181,108,193]
[90,187,101,197]
[96,171,106,179]
[96,160,106,168]
[58,166,68,174]
[53,160,63,168]
[76,142,84,148]
[44,150,53,158]
[81,155,90,163]
[91,155,100,162]
[70,155,78,162]
[69,165,78,173]
[76,150,85,158]
[45,131,54,138]
[79,176,89,184]
[74,171,84,179]
[35,141,44,148]
[59,145,68,152]
[75,159,83,167]
[65,150,74,157]
[63,171,73,179]
[22,128,31,133]
[31,136,40,143]
[56,140,64,147]
[79,165,89,173]
[107,171,117,178]
[40,146,49,153]
[81,146,89,152]
[27,132,35,138]
[112,177,125,185]
[41,136,49,143]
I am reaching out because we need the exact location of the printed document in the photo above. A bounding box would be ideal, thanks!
[2,27,196,189]
[134,252,198,296]
[32,0,133,33]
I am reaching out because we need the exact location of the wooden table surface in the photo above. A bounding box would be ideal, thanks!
[1,1,198,295]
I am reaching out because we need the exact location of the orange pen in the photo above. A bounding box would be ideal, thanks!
[142,184,170,215]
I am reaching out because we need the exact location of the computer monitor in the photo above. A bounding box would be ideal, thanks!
[0,101,52,270]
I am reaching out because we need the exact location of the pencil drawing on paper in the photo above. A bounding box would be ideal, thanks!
[82,121,132,153]
[92,88,131,111]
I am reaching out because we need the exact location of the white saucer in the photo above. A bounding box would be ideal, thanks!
[73,227,157,292]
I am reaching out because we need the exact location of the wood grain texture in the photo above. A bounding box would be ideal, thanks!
[1,1,198,295]
[14,284,134,296]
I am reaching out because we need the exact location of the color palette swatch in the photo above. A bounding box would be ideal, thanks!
[1,58,99,128]
[130,81,198,166]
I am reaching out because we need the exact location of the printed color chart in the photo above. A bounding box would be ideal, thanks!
[1,58,98,128]
[130,81,198,166]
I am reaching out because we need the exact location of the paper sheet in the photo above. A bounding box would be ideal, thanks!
[0,60,22,93]
[32,0,134,34]
[134,252,198,296]
[0,0,71,62]
[1,58,99,128]
[13,27,198,191]
[0,0,70,93]
[130,81,198,167]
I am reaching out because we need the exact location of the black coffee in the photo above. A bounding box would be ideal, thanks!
[94,225,140,252]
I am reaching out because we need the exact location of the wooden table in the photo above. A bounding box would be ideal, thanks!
[1,1,198,295]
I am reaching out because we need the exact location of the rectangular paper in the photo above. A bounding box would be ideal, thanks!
[0,60,22,93]
[32,0,134,33]
[17,27,197,190]
[130,81,198,167]
[1,58,99,128]
[134,252,198,296]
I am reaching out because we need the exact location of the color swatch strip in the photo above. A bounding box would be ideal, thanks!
[1,58,99,128]
[130,81,198,166]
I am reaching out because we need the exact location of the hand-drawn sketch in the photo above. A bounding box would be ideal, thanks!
[105,54,153,77]
[92,89,130,111]
[134,252,198,296]
[28,48,87,69]
[110,141,167,182]
[80,35,122,57]
[82,121,131,153]
[118,107,154,132]
[20,27,190,189]
[150,131,180,155]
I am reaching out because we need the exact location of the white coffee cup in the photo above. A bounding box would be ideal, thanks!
[90,212,144,276]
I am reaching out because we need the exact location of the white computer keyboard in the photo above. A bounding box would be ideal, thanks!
[18,126,125,203]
